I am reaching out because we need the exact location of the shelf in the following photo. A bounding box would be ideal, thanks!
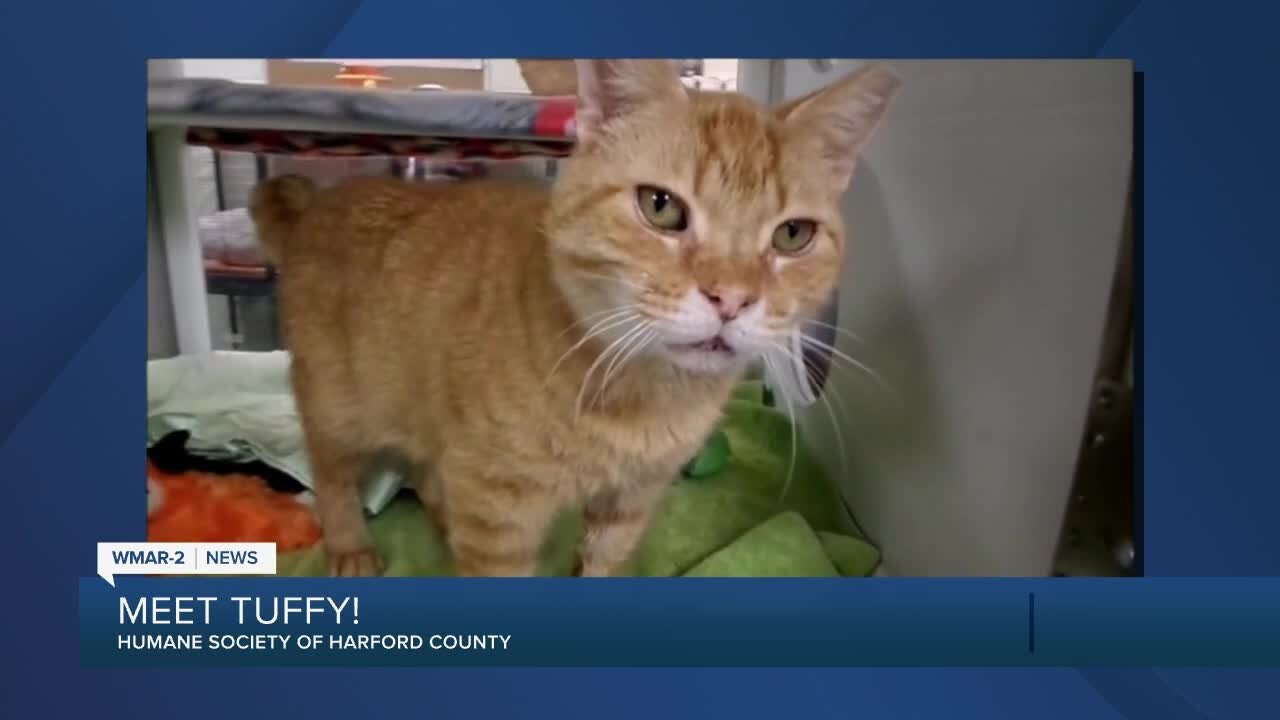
[148,78,577,158]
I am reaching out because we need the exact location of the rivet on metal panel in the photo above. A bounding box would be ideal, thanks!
[1097,386,1113,410]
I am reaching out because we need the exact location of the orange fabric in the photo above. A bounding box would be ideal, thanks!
[147,461,321,552]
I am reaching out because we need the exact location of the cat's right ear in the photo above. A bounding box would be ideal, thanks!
[574,59,687,144]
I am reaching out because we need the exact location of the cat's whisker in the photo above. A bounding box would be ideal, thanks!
[800,318,868,347]
[550,304,638,343]
[554,309,638,361]
[801,351,851,423]
[759,348,799,504]
[796,358,874,540]
[798,335,893,394]
[574,318,644,420]
[792,351,876,538]
[797,352,851,489]
[804,355,879,396]
[759,328,868,385]
[596,325,658,409]
[591,321,653,409]
[611,327,659,395]
[771,331,892,395]
[763,337,846,501]
[543,310,640,389]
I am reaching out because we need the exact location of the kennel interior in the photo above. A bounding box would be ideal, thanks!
[741,60,1136,577]
[147,59,1135,577]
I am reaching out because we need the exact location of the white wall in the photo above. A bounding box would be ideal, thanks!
[178,59,267,84]
[483,59,531,93]
[765,60,1133,576]
[480,59,740,94]
[701,59,739,90]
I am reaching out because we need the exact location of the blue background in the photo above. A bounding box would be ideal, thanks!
[77,578,1280,667]
[0,0,1275,716]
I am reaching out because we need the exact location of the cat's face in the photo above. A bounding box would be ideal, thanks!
[547,60,899,376]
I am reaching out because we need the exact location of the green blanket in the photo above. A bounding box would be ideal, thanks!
[148,352,879,577]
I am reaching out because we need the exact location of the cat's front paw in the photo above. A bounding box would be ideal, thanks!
[574,557,615,577]
[326,548,383,577]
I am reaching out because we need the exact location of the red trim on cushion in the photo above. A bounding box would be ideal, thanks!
[533,97,578,138]
[205,259,271,279]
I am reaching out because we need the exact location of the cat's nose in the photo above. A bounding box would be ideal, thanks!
[700,287,757,321]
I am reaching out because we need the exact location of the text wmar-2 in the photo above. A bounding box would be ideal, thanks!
[97,542,277,585]
[109,548,259,566]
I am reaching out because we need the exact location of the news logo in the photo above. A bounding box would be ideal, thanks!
[97,542,277,586]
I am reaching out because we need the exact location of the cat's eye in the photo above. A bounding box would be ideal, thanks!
[771,220,818,255]
[636,186,689,232]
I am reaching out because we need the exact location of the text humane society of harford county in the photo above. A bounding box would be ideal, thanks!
[114,595,511,653]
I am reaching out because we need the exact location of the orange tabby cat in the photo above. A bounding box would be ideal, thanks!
[250,59,899,577]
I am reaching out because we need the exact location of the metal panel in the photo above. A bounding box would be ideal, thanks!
[769,60,1134,575]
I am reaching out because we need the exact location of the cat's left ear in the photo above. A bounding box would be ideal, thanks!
[774,63,901,191]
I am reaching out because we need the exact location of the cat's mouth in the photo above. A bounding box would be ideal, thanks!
[669,336,736,356]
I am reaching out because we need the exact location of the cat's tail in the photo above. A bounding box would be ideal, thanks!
[249,174,317,265]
